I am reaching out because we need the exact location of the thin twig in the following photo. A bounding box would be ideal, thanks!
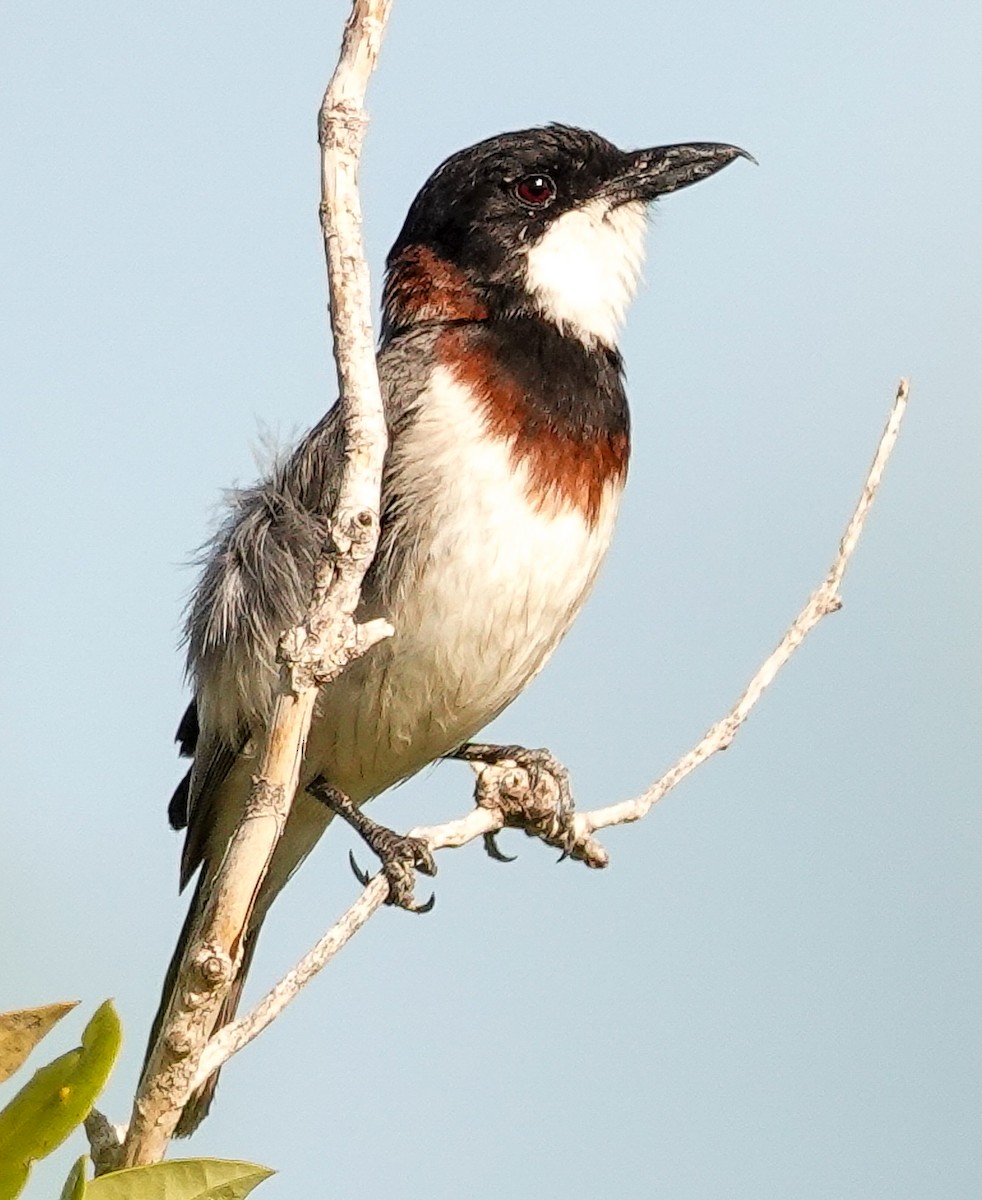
[428,380,905,859]
[194,808,500,1084]
[191,378,909,1084]
[115,0,394,1169]
[577,378,910,838]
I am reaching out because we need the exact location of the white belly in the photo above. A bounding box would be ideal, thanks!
[304,367,622,801]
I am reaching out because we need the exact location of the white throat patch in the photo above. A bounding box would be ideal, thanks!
[524,198,647,346]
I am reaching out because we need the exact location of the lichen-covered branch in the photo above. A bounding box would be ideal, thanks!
[114,0,395,1169]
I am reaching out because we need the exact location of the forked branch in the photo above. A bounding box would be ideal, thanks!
[190,378,910,1085]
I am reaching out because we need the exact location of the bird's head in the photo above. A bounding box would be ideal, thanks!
[382,124,751,347]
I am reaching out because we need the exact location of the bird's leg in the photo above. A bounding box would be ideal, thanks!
[308,779,437,913]
[448,743,579,863]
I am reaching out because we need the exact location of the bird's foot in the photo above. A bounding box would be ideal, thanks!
[450,743,601,866]
[309,780,437,913]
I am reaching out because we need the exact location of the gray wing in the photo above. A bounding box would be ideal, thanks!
[169,326,439,888]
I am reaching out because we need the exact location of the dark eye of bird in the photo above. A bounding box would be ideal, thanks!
[514,174,556,208]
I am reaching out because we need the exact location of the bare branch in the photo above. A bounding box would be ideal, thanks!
[116,0,394,1168]
[189,378,910,1086]
[195,807,511,1083]
[194,875,390,1087]
[575,376,909,840]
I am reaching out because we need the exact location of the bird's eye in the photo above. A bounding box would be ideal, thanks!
[514,174,556,208]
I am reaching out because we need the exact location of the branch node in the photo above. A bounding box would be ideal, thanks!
[333,506,380,557]
[200,955,229,986]
[356,616,395,647]
[166,1028,194,1058]
[243,779,291,823]
[191,946,233,992]
[318,105,369,147]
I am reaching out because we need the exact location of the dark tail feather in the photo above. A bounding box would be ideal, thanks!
[139,874,264,1138]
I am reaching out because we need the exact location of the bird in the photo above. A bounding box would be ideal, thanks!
[142,123,750,1133]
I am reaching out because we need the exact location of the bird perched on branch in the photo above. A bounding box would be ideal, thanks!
[144,124,749,1132]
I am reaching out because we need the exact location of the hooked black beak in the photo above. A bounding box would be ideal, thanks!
[609,142,755,203]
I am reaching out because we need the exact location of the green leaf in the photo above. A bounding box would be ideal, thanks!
[60,1156,88,1200]
[86,1159,274,1200]
[0,1001,121,1193]
[0,1003,79,1084]
[0,1160,29,1200]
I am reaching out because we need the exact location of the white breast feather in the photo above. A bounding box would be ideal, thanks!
[524,199,648,347]
[305,367,622,802]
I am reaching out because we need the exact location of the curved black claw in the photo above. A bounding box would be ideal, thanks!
[410,890,436,915]
[374,830,437,913]
[483,831,517,863]
[349,839,436,912]
[310,779,437,913]
[349,850,371,887]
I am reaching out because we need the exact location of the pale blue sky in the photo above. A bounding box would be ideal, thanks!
[3,2,980,1197]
